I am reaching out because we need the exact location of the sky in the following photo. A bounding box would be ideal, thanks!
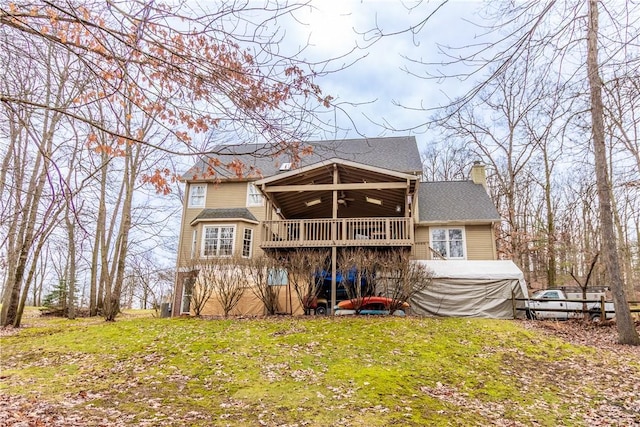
[138,0,490,270]
[282,0,486,149]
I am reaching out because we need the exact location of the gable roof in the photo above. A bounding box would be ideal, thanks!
[190,208,258,225]
[418,181,500,223]
[254,157,420,187]
[254,158,419,219]
[182,136,422,181]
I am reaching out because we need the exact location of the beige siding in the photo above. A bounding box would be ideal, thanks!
[411,226,430,260]
[204,181,248,209]
[465,224,496,260]
[200,287,304,316]
[412,223,496,261]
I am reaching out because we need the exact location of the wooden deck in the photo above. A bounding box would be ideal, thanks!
[260,217,413,248]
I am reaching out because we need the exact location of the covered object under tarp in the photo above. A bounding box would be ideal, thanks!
[410,260,529,319]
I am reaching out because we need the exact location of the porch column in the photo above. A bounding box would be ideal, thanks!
[263,184,272,221]
[263,187,271,247]
[267,200,272,221]
[406,184,413,241]
[330,164,338,314]
[405,181,411,218]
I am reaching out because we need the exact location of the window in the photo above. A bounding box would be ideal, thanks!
[268,268,289,286]
[188,184,206,208]
[190,230,198,259]
[202,225,235,257]
[246,183,264,207]
[181,277,195,314]
[431,227,465,259]
[242,228,253,258]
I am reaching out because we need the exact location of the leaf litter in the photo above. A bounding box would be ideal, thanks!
[0,316,638,426]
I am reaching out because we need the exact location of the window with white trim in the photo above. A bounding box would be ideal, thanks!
[188,184,206,208]
[431,227,465,259]
[181,277,195,314]
[242,228,253,258]
[246,183,264,207]
[202,225,235,257]
[190,230,198,259]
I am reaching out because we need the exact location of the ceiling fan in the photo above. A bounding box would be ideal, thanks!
[337,192,355,207]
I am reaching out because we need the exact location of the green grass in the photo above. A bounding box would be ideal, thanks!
[0,313,634,426]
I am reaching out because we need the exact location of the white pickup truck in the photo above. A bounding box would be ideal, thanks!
[526,289,615,321]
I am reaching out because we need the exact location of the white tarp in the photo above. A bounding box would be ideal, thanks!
[410,260,529,319]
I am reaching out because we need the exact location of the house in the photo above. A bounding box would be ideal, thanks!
[171,136,508,317]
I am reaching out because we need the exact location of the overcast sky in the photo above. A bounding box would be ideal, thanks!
[157,0,490,264]
[286,0,486,148]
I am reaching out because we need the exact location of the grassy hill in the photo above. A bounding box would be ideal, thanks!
[1,312,638,426]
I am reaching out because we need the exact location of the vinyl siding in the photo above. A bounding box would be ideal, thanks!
[205,182,247,209]
[412,223,496,260]
[411,226,430,260]
[464,224,496,260]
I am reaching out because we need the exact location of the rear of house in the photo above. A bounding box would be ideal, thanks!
[171,137,522,318]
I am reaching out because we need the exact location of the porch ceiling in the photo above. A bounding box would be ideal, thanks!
[256,159,418,219]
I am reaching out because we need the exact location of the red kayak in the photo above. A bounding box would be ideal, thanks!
[337,296,410,310]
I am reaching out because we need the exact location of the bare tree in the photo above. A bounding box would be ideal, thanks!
[286,249,331,315]
[586,0,638,344]
[30,247,49,307]
[247,255,281,316]
[0,35,84,327]
[438,71,539,270]
[0,1,338,185]
[201,256,247,318]
[603,74,640,299]
[393,0,639,344]
[521,76,575,289]
[337,248,378,313]
[421,138,472,182]
[1,0,343,327]
[379,249,434,314]
[189,266,214,318]
[569,252,600,321]
[125,252,174,311]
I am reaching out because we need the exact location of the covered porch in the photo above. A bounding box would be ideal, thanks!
[254,158,420,314]
[255,157,419,249]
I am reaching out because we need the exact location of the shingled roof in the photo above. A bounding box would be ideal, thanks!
[182,136,422,180]
[190,208,258,225]
[418,181,500,223]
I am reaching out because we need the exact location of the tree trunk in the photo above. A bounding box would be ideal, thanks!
[543,149,556,288]
[66,204,77,320]
[90,149,109,317]
[587,0,639,345]
[103,101,139,321]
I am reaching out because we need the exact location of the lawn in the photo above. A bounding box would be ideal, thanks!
[1,311,638,426]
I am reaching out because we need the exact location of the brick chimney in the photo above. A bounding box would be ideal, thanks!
[470,161,487,190]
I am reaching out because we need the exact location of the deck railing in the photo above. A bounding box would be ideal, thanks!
[260,217,413,248]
